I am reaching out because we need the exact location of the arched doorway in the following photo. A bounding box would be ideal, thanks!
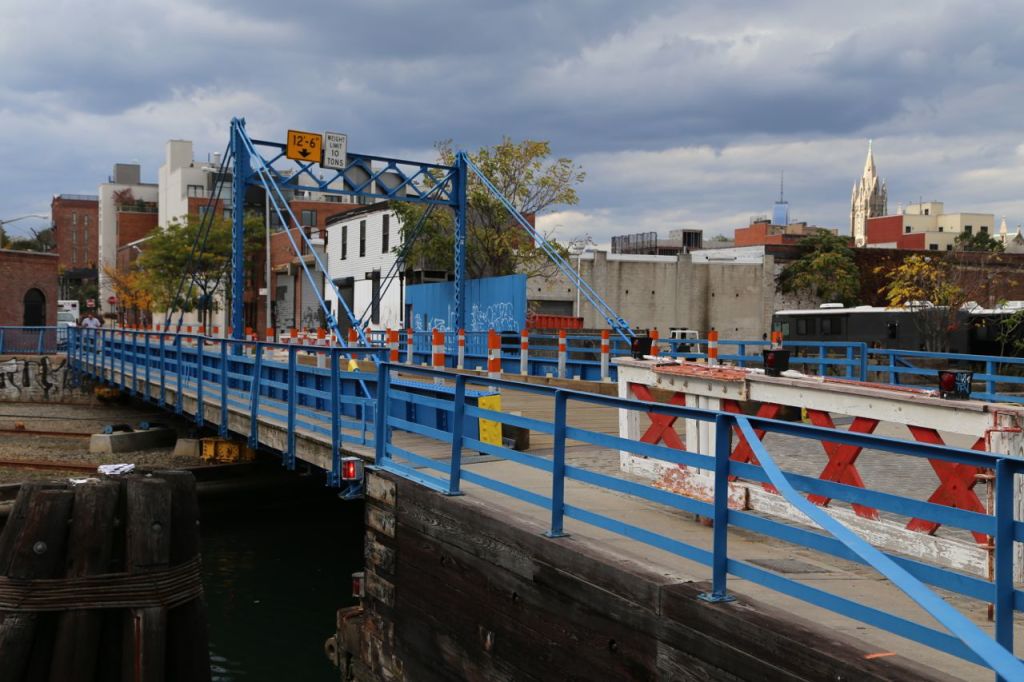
[23,288,45,326]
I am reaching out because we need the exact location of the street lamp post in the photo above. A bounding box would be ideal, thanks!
[0,214,49,247]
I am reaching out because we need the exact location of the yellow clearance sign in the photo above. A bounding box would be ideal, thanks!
[286,130,323,163]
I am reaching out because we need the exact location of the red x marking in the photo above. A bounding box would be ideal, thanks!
[904,426,989,545]
[629,383,686,450]
[723,400,780,491]
[804,411,880,520]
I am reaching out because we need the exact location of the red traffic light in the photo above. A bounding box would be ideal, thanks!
[341,457,364,481]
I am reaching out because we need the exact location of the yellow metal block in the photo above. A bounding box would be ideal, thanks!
[477,393,503,447]
[201,438,256,463]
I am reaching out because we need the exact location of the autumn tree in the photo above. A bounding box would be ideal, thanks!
[777,232,861,305]
[102,263,153,326]
[394,138,585,279]
[135,213,263,327]
[877,254,978,351]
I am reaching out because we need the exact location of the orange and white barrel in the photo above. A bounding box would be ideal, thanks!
[347,327,358,347]
[649,328,660,357]
[519,329,529,375]
[771,330,783,349]
[288,328,297,345]
[487,329,501,379]
[557,329,567,379]
[432,329,445,371]
[600,329,610,381]
[708,329,719,366]
[405,327,415,364]
[266,327,275,343]
[387,328,399,362]
[457,328,466,370]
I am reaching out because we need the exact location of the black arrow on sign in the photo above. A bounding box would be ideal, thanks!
[299,148,310,158]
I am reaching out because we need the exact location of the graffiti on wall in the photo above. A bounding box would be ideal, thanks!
[0,356,93,401]
[407,274,526,332]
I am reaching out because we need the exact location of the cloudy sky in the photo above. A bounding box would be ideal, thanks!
[3,0,1024,244]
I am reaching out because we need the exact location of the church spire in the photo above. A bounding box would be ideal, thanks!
[851,139,887,246]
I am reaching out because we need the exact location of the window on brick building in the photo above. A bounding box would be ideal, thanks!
[187,185,203,198]
[198,205,213,218]
[71,230,77,265]
[946,244,953,250]
[965,225,973,234]
[929,244,938,250]
[359,220,366,257]
[341,224,348,260]
[905,225,911,233]
[382,214,390,253]
[370,270,381,324]
[301,209,317,226]
[981,225,989,234]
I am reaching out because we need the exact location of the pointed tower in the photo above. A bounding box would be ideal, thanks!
[850,140,888,246]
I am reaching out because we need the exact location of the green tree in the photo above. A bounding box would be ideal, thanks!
[135,213,263,326]
[954,230,1004,253]
[394,137,585,279]
[777,232,861,305]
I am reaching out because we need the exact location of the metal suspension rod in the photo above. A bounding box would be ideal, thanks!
[463,157,634,342]
[161,143,233,331]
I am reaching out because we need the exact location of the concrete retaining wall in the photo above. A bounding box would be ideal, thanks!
[0,355,98,404]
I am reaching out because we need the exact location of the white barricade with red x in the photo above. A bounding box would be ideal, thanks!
[615,357,1024,579]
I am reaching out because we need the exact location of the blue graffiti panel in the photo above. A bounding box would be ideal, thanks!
[407,274,526,333]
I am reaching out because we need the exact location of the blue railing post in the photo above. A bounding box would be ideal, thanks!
[329,347,341,486]
[447,374,467,495]
[844,345,854,379]
[546,390,569,538]
[986,360,996,399]
[818,344,826,376]
[158,333,166,406]
[195,336,205,426]
[174,334,183,415]
[0,328,5,353]
[36,328,44,354]
[858,343,868,382]
[143,333,152,401]
[248,343,263,449]
[374,360,390,465]
[737,343,746,368]
[285,345,297,469]
[888,352,896,385]
[219,340,229,437]
[700,414,736,603]
[994,458,1015,681]
[118,329,125,391]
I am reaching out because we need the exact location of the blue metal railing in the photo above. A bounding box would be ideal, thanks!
[0,326,66,354]
[375,362,1024,680]
[65,327,382,485]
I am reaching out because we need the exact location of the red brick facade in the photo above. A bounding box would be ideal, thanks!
[865,215,925,249]
[0,250,59,326]
[51,195,99,271]
[116,210,159,247]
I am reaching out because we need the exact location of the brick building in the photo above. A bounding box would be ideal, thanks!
[0,250,59,326]
[734,219,840,247]
[51,194,99,301]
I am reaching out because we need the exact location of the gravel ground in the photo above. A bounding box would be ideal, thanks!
[0,400,205,484]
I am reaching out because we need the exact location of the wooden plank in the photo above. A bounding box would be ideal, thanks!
[0,488,74,680]
[660,581,951,681]
[151,471,211,682]
[48,480,120,682]
[121,477,171,682]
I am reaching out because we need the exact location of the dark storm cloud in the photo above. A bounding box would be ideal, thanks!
[3,0,1024,240]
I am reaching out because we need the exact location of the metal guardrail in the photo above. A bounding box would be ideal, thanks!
[0,326,67,354]
[66,327,382,485]
[375,362,1024,680]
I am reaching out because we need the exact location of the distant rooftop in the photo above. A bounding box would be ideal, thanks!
[55,194,98,201]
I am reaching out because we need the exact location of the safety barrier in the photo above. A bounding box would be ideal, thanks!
[66,327,381,485]
[0,326,66,354]
[374,362,1024,680]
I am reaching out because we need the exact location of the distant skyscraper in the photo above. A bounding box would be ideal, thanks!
[772,171,789,226]
[850,140,887,246]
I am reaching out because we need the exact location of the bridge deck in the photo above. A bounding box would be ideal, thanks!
[91,357,1019,679]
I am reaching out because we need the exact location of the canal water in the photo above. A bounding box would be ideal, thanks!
[199,474,364,681]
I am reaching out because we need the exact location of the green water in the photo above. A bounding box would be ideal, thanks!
[199,477,364,681]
